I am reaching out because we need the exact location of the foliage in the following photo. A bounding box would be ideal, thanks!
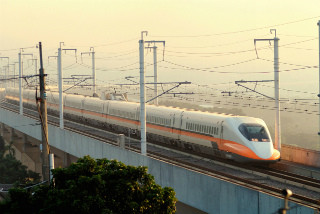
[0,136,40,184]
[0,156,177,214]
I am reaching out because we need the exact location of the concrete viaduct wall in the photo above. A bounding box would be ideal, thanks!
[0,108,317,214]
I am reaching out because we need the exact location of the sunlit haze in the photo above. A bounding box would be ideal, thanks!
[1,0,320,145]
[0,0,319,96]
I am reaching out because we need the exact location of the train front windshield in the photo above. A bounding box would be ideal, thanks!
[238,123,270,142]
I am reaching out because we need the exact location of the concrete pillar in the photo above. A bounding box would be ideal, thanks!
[64,153,72,167]
[118,134,125,149]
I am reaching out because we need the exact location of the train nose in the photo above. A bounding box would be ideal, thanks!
[252,142,274,159]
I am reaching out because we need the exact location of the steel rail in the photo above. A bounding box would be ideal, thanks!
[1,102,319,209]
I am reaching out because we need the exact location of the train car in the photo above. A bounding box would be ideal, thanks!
[180,110,225,156]
[46,91,61,116]
[2,87,280,163]
[82,96,106,127]
[145,105,183,144]
[106,100,139,133]
[64,94,84,122]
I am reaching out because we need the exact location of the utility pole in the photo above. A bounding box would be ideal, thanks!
[145,41,165,105]
[139,31,148,156]
[318,20,320,150]
[153,46,157,105]
[57,43,77,129]
[38,42,51,181]
[254,29,281,152]
[139,37,165,155]
[81,47,96,95]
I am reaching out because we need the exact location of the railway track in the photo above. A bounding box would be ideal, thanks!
[1,102,320,209]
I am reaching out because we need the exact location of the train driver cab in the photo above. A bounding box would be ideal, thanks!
[238,123,270,142]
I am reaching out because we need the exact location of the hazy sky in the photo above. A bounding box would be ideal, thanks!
[1,0,320,99]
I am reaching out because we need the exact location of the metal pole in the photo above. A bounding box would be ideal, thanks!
[92,48,96,94]
[140,31,147,155]
[274,37,281,152]
[18,51,23,115]
[49,153,54,181]
[153,46,158,105]
[318,20,320,150]
[58,46,64,129]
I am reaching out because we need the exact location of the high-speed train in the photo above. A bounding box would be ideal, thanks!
[2,87,280,163]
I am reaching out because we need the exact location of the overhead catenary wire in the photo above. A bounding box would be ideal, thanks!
[160,59,317,74]
[150,15,320,38]
[159,38,317,56]
[258,58,318,68]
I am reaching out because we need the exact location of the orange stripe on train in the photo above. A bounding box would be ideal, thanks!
[7,95,279,160]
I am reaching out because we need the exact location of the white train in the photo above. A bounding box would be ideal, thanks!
[3,87,280,163]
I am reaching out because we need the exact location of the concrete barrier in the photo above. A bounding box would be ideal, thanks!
[282,144,320,168]
[0,108,317,214]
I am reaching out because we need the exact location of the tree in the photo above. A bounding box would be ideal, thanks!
[0,136,40,184]
[0,156,177,214]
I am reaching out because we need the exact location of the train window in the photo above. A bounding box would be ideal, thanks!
[238,123,270,142]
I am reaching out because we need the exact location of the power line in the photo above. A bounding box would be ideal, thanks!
[160,38,317,56]
[150,15,320,38]
[161,59,316,74]
[165,58,257,69]
[63,37,139,48]
[282,46,317,51]
[0,45,36,52]
[166,35,270,49]
[258,58,318,68]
